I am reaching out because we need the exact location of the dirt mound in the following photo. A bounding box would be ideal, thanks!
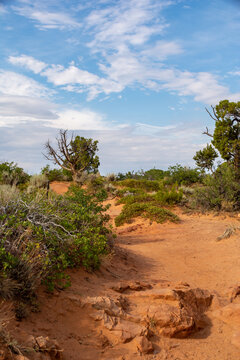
[49,181,71,195]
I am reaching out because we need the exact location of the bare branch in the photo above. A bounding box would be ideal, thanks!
[205,107,218,122]
[203,127,213,138]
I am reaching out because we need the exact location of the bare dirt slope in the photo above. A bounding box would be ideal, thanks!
[8,192,240,360]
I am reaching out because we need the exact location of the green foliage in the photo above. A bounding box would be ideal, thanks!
[44,130,100,183]
[117,186,183,206]
[0,162,29,186]
[116,192,154,205]
[68,136,100,177]
[41,165,72,182]
[155,186,183,205]
[115,202,179,227]
[166,164,202,185]
[211,100,240,170]
[116,168,168,181]
[192,163,240,211]
[117,179,160,191]
[0,186,111,307]
[193,144,218,172]
[143,168,166,180]
[28,174,48,190]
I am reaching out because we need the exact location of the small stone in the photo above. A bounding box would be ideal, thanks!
[25,335,36,348]
[36,336,48,350]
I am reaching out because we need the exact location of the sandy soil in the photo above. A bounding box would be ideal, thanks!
[7,183,240,359]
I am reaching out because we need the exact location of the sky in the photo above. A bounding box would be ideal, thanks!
[0,0,240,174]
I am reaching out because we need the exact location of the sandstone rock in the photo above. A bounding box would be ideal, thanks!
[135,335,154,354]
[85,296,125,317]
[175,288,213,314]
[147,303,194,338]
[36,336,48,350]
[212,303,240,327]
[145,287,212,338]
[111,281,152,293]
[34,336,63,359]
[133,288,177,301]
[229,285,240,302]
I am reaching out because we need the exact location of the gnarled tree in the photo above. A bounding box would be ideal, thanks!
[44,130,100,183]
[204,100,240,174]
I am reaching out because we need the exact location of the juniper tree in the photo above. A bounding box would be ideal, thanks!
[44,130,100,183]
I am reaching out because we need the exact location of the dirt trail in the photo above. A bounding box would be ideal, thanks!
[8,187,240,359]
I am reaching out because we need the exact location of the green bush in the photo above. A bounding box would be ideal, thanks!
[0,185,111,307]
[116,192,154,205]
[0,185,19,203]
[41,165,71,182]
[117,179,160,191]
[0,162,29,186]
[115,202,179,226]
[155,186,183,205]
[28,174,48,190]
[117,184,183,207]
[165,164,202,185]
[191,163,240,211]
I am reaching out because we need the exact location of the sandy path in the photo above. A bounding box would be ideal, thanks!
[8,196,240,359]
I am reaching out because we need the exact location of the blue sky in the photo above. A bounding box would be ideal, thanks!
[0,0,240,174]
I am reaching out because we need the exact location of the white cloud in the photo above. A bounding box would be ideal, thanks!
[7,0,240,104]
[42,65,99,86]
[0,70,50,97]
[141,40,183,60]
[9,55,47,74]
[13,4,81,30]
[48,109,109,130]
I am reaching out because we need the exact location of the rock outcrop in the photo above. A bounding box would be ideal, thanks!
[83,281,213,353]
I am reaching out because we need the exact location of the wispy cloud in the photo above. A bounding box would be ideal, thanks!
[9,55,47,74]
[12,1,81,30]
[0,70,50,97]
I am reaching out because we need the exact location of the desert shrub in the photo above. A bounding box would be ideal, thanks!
[179,185,195,195]
[0,185,19,203]
[28,174,48,190]
[0,162,29,186]
[143,168,167,180]
[117,179,160,191]
[117,192,154,205]
[117,184,183,206]
[165,164,202,185]
[155,186,183,205]
[116,187,144,197]
[115,202,179,226]
[41,165,71,182]
[0,185,111,305]
[191,163,240,211]
[106,173,116,182]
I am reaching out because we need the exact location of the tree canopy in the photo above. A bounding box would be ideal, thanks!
[44,130,100,183]
[204,100,240,172]
[193,144,218,172]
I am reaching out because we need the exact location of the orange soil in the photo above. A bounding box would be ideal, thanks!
[49,181,71,194]
[8,185,240,359]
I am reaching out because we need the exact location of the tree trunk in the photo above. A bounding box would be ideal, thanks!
[72,172,78,184]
